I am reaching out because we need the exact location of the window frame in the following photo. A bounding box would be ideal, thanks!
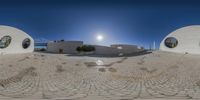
[22,38,31,49]
[164,37,178,48]
[0,35,12,49]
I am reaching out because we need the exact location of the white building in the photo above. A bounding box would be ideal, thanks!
[47,41,83,54]
[47,41,144,56]
[160,25,200,54]
[93,44,144,56]
[93,45,119,56]
[0,25,34,54]
[111,44,144,54]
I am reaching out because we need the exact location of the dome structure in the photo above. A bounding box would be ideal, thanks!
[160,25,200,54]
[0,25,34,54]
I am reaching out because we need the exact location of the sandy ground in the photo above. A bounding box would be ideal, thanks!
[0,51,200,100]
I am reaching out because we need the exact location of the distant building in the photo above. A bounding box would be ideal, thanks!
[91,44,144,56]
[0,25,34,54]
[92,45,119,56]
[111,44,144,54]
[47,40,144,56]
[160,25,200,54]
[47,40,83,54]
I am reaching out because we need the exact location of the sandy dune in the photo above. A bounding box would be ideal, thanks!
[0,51,200,100]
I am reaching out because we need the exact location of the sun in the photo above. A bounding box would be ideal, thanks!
[96,34,104,41]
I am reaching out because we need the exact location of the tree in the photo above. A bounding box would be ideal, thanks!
[60,39,65,42]
[76,46,81,52]
[76,45,95,52]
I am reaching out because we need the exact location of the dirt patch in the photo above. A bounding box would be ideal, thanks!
[117,57,128,63]
[56,65,65,72]
[196,80,200,87]
[98,68,106,72]
[0,67,37,87]
[18,56,30,62]
[137,56,146,65]
[140,67,157,73]
[62,62,67,64]
[41,55,45,57]
[137,60,145,65]
[109,68,117,72]
[84,62,97,68]
[85,57,128,68]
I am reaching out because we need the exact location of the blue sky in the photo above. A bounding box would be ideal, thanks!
[1,0,200,48]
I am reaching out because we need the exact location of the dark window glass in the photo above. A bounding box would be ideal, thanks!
[0,36,12,48]
[22,38,31,49]
[164,37,178,48]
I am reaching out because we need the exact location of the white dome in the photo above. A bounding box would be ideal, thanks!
[160,25,200,54]
[0,25,34,54]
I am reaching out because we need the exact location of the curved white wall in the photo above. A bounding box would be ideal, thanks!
[0,25,34,54]
[160,25,200,54]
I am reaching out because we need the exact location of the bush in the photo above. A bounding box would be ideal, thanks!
[76,45,95,52]
[40,48,46,51]
[76,46,81,52]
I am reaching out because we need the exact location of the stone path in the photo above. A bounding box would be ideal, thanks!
[0,51,200,100]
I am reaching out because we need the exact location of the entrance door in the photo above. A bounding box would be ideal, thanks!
[59,49,63,53]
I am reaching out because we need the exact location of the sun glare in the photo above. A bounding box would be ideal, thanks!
[96,34,104,41]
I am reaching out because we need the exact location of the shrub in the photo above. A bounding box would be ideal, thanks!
[76,46,81,52]
[76,45,95,52]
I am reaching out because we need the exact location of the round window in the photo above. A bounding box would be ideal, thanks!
[164,37,178,48]
[22,38,31,49]
[0,36,12,49]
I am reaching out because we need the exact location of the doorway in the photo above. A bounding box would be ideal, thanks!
[59,49,63,53]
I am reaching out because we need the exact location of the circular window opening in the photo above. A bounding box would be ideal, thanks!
[0,36,12,49]
[164,37,178,48]
[22,38,31,49]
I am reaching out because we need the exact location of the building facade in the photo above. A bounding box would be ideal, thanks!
[47,41,83,54]
[0,25,34,54]
[93,45,119,56]
[111,44,144,54]
[47,41,144,55]
[160,25,200,54]
[93,44,144,56]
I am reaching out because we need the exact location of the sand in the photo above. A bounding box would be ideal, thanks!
[0,51,200,100]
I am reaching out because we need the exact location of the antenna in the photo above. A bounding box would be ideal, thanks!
[153,41,156,50]
[149,43,152,50]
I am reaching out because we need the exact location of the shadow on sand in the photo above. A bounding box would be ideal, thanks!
[35,50,152,58]
[67,50,152,58]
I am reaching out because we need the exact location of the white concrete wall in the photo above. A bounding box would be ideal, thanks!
[160,25,200,54]
[0,25,34,54]
[111,44,144,54]
[47,41,83,54]
[47,42,144,55]
[94,44,144,56]
[93,45,119,55]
